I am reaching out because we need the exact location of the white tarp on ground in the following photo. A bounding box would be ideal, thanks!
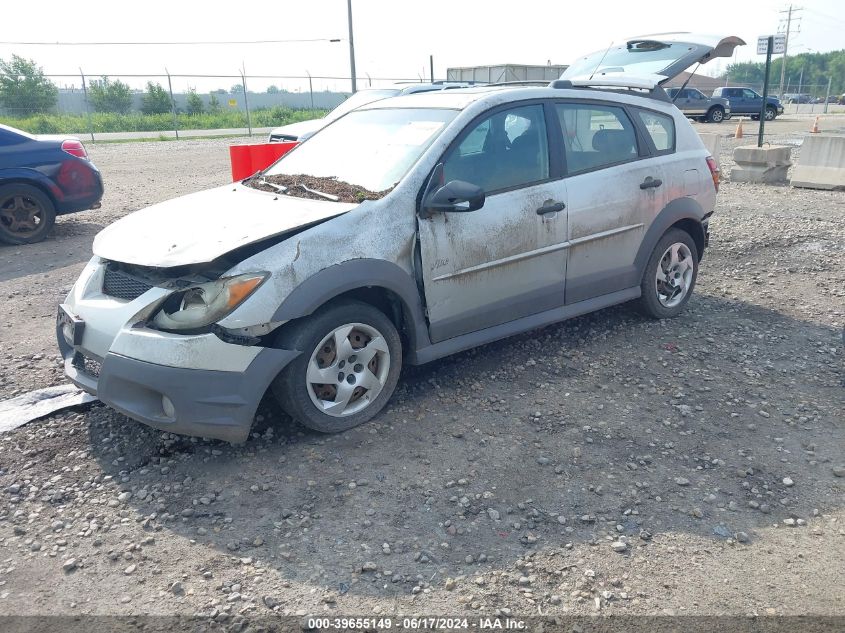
[0,385,97,433]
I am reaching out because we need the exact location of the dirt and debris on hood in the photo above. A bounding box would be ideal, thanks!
[245,174,393,203]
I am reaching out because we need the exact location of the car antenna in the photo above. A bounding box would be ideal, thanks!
[588,41,615,81]
[671,62,701,103]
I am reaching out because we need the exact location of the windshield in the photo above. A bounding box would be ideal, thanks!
[324,89,400,124]
[563,41,699,79]
[264,107,457,193]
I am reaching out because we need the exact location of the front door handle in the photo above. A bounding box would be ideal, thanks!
[640,177,663,190]
[536,201,566,215]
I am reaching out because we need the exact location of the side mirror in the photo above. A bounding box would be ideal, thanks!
[421,179,485,218]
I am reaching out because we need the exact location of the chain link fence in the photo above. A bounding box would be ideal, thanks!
[0,72,427,139]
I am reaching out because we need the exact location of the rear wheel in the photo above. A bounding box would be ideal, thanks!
[707,107,725,123]
[638,229,699,319]
[0,183,56,245]
[271,301,402,433]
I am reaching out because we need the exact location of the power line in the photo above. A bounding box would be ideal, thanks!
[0,38,342,46]
[804,7,845,25]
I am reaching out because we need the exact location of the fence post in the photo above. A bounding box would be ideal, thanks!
[241,69,252,137]
[165,68,179,140]
[306,70,314,110]
[824,77,832,114]
[79,68,95,143]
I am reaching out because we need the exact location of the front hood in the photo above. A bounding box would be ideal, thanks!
[269,118,325,140]
[93,183,357,267]
[563,33,745,87]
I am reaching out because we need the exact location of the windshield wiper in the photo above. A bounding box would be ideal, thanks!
[259,177,287,193]
[297,182,339,202]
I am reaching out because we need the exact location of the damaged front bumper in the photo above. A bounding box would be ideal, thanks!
[56,258,298,443]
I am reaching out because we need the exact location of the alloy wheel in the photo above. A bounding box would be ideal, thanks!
[0,193,45,238]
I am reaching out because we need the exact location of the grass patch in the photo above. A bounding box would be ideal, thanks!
[0,106,327,135]
[88,133,255,144]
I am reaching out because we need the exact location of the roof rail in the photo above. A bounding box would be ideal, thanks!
[487,80,551,87]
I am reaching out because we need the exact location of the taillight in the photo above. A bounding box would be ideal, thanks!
[705,156,720,192]
[61,139,88,160]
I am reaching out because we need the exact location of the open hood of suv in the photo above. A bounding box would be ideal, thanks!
[562,33,745,88]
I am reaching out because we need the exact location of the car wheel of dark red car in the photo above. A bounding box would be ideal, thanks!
[0,183,56,245]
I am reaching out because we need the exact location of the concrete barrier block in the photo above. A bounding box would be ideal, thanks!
[791,134,845,190]
[698,133,722,169]
[730,145,792,184]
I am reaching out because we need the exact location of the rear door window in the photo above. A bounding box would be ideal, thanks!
[555,104,640,174]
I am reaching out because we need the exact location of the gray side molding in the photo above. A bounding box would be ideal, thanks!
[271,259,432,352]
[634,197,705,277]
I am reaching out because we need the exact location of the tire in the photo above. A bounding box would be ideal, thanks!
[638,228,699,319]
[271,300,402,433]
[706,107,725,123]
[764,106,777,121]
[0,183,56,245]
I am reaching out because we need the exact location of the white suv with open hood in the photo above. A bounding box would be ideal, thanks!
[58,34,741,442]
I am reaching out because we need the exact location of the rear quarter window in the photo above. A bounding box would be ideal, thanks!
[636,109,675,154]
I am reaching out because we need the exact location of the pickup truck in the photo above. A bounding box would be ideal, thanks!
[666,87,731,122]
[712,87,784,120]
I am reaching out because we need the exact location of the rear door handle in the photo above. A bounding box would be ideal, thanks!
[536,201,566,215]
[640,177,663,190]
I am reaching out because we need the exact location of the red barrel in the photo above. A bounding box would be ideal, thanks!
[229,142,298,182]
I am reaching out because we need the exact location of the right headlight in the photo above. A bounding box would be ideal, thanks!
[152,272,268,332]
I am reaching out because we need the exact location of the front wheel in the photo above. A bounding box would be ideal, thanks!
[271,301,402,433]
[0,183,56,245]
[638,229,699,319]
[707,107,725,123]
[764,106,777,121]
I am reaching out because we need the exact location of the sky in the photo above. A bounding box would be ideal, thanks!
[1,0,843,94]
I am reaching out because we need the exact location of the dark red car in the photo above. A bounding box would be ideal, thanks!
[0,123,103,245]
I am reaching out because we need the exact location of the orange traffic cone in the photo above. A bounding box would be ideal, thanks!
[810,116,820,133]
[734,117,744,139]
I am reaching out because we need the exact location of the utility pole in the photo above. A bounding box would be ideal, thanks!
[777,4,802,97]
[347,0,357,93]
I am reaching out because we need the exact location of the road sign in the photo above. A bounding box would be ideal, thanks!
[228,98,238,108]
[758,34,786,55]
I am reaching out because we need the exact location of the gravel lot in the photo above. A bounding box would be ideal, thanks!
[0,118,843,625]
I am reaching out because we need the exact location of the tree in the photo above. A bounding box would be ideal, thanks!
[141,82,172,115]
[89,76,132,114]
[724,49,845,96]
[230,83,244,94]
[185,89,204,115]
[0,55,58,115]
[208,93,221,113]
[266,85,280,94]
